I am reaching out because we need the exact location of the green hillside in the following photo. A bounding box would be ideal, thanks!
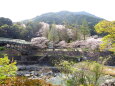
[31,11,103,25]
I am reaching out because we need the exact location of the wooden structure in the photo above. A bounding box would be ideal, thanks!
[0,37,31,55]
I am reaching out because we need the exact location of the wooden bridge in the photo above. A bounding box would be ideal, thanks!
[0,37,81,56]
[0,37,31,45]
[0,37,32,55]
[1,37,111,65]
[0,37,87,58]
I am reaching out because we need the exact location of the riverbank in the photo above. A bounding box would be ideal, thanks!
[16,62,115,86]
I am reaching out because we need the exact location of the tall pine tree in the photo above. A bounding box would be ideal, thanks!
[80,19,90,40]
[48,24,59,43]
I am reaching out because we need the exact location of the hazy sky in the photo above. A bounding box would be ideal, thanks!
[0,0,115,22]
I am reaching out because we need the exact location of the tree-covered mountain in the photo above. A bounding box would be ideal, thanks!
[28,11,103,25]
[22,11,103,35]
[0,11,104,40]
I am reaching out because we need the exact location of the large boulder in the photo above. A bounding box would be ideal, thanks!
[96,75,115,86]
[31,37,49,48]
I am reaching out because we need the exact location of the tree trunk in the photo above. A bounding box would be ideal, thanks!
[83,34,85,40]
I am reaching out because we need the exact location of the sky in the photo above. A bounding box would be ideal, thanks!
[0,0,115,22]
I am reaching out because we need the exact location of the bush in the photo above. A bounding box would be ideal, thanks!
[0,47,5,51]
[0,54,17,84]
[2,77,57,86]
[58,60,104,86]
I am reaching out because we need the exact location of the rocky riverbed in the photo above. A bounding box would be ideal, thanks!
[17,65,59,79]
[17,64,115,86]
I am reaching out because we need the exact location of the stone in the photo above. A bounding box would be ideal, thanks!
[101,79,115,86]
[24,74,31,77]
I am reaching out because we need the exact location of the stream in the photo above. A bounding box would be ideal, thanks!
[17,64,66,85]
[17,64,115,86]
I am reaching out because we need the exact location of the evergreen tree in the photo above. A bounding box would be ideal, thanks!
[72,28,81,41]
[48,24,59,43]
[80,19,90,40]
[58,28,69,42]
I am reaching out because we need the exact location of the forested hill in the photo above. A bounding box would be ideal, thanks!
[24,11,103,25]
[0,11,104,40]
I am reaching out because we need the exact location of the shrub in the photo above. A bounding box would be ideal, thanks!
[2,77,57,86]
[0,54,17,84]
[0,47,5,51]
[58,60,104,86]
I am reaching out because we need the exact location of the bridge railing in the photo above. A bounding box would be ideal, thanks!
[0,37,31,45]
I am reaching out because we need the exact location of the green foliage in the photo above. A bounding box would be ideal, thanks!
[0,12,102,40]
[95,20,115,52]
[58,28,69,42]
[58,60,104,86]
[10,24,25,39]
[31,11,102,36]
[0,19,25,39]
[58,60,76,73]
[48,24,59,42]
[72,27,81,40]
[0,47,5,51]
[80,19,90,40]
[0,17,12,26]
[0,55,17,84]
[0,17,43,40]
[1,77,55,86]
[0,24,11,37]
[33,11,102,26]
[24,22,42,40]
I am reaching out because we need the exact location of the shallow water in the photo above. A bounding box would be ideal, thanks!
[47,73,67,86]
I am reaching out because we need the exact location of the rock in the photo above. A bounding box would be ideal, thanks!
[98,75,115,86]
[101,79,115,86]
[24,74,31,77]
[30,71,35,76]
[46,71,53,75]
